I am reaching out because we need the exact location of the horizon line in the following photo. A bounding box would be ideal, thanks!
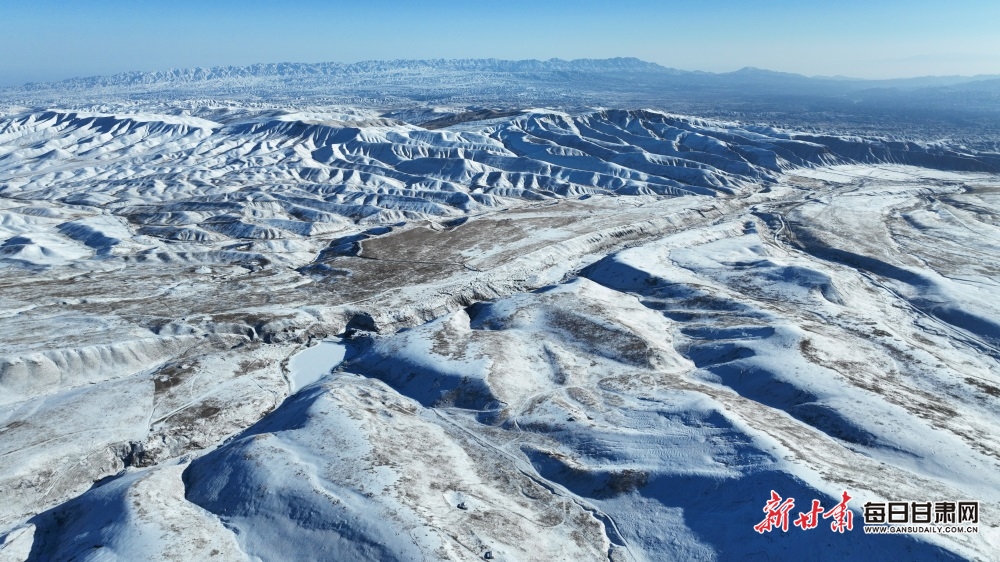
[5,57,1000,90]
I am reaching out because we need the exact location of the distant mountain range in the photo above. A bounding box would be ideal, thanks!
[10,58,670,88]
[7,58,999,92]
[3,58,999,141]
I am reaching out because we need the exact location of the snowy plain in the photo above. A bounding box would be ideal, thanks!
[1,60,1000,561]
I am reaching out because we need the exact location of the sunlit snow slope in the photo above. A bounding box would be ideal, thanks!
[1,102,999,561]
[2,108,995,270]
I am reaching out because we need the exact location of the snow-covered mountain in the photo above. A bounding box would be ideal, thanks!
[4,58,999,141]
[7,58,997,99]
[1,67,1000,561]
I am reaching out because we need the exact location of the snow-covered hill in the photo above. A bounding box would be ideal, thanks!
[1,93,999,560]
[2,107,996,273]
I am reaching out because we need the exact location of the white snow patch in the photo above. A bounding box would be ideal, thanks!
[287,338,346,393]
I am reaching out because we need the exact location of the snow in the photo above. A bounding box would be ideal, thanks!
[1,107,993,277]
[287,339,346,393]
[0,83,998,560]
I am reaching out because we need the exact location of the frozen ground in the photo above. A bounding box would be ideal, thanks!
[0,94,999,561]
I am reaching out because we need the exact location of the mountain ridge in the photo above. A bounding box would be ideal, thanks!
[10,58,677,90]
[7,57,1000,93]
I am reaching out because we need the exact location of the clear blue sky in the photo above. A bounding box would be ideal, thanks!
[2,0,998,86]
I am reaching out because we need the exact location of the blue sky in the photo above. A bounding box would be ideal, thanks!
[2,0,998,86]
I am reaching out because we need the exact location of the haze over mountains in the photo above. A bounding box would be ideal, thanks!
[1,59,999,561]
[4,58,1000,143]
